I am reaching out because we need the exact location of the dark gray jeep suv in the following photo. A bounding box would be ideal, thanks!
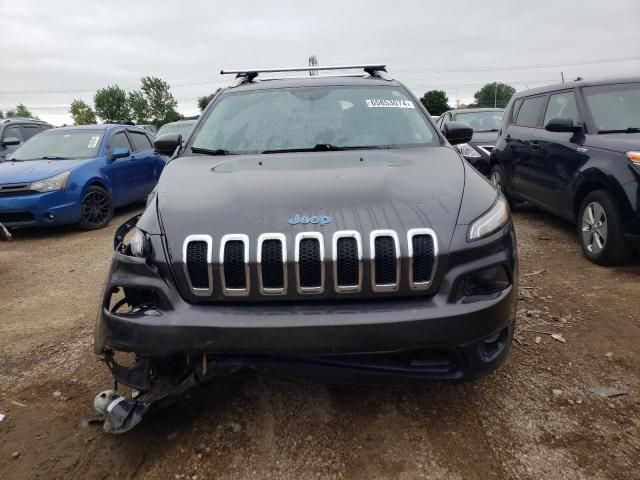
[93,65,518,432]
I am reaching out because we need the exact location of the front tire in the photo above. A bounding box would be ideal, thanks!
[77,186,113,230]
[578,190,633,266]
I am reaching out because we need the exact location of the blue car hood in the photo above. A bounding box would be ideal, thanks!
[0,159,86,184]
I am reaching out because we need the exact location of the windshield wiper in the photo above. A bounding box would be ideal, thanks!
[261,144,390,154]
[41,156,70,160]
[599,127,640,134]
[475,129,500,133]
[191,147,234,156]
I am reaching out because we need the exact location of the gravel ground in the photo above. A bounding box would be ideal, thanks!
[0,203,639,480]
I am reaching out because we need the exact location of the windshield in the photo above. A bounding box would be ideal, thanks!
[191,86,437,154]
[583,82,640,132]
[156,121,195,138]
[453,111,503,132]
[10,129,104,161]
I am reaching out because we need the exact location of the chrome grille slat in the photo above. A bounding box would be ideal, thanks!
[257,233,287,295]
[220,234,250,296]
[182,234,213,296]
[332,230,362,293]
[295,232,324,294]
[370,230,400,292]
[407,228,438,290]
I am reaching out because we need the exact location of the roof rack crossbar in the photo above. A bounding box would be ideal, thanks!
[221,64,387,83]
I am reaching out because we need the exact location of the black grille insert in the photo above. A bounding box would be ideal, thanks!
[261,239,284,289]
[412,234,435,283]
[298,238,322,288]
[0,211,35,223]
[223,240,246,290]
[374,236,397,285]
[336,237,359,287]
[186,241,209,289]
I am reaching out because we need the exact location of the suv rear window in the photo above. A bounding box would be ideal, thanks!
[192,86,438,154]
[515,96,546,128]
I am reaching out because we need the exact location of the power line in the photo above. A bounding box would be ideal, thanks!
[1,56,637,96]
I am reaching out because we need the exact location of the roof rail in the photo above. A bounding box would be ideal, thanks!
[220,64,388,84]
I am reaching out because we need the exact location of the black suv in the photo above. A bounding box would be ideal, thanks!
[436,108,503,175]
[0,117,54,162]
[490,77,640,265]
[93,65,518,432]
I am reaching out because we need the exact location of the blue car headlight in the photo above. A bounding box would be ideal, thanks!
[29,171,70,193]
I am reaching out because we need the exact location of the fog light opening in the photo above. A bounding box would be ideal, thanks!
[458,265,510,302]
[481,327,509,360]
[46,213,55,220]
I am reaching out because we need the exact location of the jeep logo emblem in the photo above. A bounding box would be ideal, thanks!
[288,214,332,226]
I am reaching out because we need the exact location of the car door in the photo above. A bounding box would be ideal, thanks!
[506,95,547,198]
[126,130,161,199]
[104,130,138,206]
[529,90,586,216]
[0,125,25,161]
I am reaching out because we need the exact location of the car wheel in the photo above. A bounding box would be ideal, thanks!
[77,186,113,230]
[578,190,633,266]
[489,164,519,209]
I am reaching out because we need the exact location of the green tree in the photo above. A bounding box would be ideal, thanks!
[15,104,33,117]
[94,85,131,122]
[127,90,150,124]
[0,111,3,119]
[140,76,178,124]
[197,88,222,111]
[69,99,97,125]
[5,110,15,117]
[419,90,450,116]
[472,82,516,109]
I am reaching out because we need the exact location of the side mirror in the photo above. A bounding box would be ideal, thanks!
[154,133,182,155]
[110,147,130,160]
[545,117,579,133]
[1,136,21,146]
[443,121,473,145]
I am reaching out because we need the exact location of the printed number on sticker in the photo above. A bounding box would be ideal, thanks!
[366,99,415,109]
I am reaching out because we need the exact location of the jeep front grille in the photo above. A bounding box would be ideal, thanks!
[182,229,437,298]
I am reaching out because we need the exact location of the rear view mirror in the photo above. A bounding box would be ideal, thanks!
[443,121,473,145]
[110,147,130,160]
[1,136,21,146]
[154,133,182,155]
[545,117,578,133]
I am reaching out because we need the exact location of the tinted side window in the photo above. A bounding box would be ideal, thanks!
[2,126,24,141]
[543,91,579,126]
[515,96,546,128]
[40,124,53,131]
[129,131,152,152]
[511,99,523,124]
[108,132,131,154]
[21,125,41,140]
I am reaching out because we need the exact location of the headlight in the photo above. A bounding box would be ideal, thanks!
[627,151,640,165]
[468,195,510,241]
[455,143,481,158]
[129,227,150,257]
[29,171,70,193]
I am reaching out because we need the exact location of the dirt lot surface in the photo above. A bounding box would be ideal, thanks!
[1,204,639,480]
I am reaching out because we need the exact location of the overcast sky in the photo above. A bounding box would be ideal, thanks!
[1,0,638,125]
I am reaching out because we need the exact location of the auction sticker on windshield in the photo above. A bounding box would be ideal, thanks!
[366,99,415,108]
[88,136,100,148]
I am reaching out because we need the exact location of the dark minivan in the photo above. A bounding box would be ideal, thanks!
[490,77,640,265]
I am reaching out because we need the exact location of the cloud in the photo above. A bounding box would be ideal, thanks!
[0,0,638,124]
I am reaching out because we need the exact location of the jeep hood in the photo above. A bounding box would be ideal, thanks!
[156,147,467,260]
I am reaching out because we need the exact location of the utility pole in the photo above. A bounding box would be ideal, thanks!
[561,71,565,83]
[456,88,459,108]
[308,55,318,76]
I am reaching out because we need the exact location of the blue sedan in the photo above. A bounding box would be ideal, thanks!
[0,124,166,230]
